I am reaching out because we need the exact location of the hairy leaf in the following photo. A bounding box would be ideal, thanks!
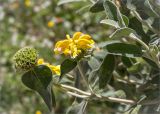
[103,0,125,27]
[100,19,120,28]
[22,65,55,111]
[60,59,77,79]
[109,27,136,39]
[58,0,83,5]
[66,101,88,114]
[90,0,104,13]
[88,56,100,70]
[99,54,115,88]
[105,42,143,57]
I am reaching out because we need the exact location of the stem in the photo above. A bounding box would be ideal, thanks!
[54,83,136,105]
[105,96,135,104]
[66,91,89,98]
[77,63,94,93]
[54,84,89,98]
[60,84,91,96]
[94,94,135,104]
[113,71,142,85]
[66,74,74,79]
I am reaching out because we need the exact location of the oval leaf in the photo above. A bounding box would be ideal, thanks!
[122,15,129,26]
[98,54,115,89]
[22,65,55,111]
[58,0,83,5]
[109,27,136,39]
[143,57,159,69]
[66,101,88,114]
[90,0,104,13]
[60,59,77,79]
[100,19,120,28]
[88,56,100,70]
[105,42,143,57]
[103,0,125,27]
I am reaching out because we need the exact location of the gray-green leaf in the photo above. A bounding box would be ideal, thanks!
[109,27,136,39]
[100,19,120,28]
[99,54,115,88]
[60,59,77,79]
[21,65,55,111]
[105,42,143,57]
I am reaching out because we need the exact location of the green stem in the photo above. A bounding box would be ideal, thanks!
[77,62,94,93]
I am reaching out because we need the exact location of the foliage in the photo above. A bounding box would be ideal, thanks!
[1,0,160,114]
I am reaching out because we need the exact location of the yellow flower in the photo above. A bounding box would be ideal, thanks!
[48,65,60,75]
[37,58,44,65]
[35,110,42,114]
[25,0,31,7]
[37,58,60,75]
[54,32,94,58]
[47,21,55,28]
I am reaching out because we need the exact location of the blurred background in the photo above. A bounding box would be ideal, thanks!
[0,0,112,114]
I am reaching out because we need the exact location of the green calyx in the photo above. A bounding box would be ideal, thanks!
[13,47,38,71]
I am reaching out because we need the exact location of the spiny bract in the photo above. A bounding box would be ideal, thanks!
[13,47,38,71]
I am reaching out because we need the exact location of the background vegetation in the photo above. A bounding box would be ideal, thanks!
[0,0,159,114]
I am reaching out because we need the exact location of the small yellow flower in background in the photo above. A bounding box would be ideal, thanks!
[25,0,31,7]
[37,58,60,75]
[47,21,55,28]
[54,32,95,58]
[35,110,42,114]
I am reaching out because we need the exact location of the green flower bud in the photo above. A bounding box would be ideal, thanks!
[13,47,38,71]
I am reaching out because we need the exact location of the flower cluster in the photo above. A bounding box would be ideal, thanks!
[13,32,94,75]
[37,58,60,75]
[54,32,95,58]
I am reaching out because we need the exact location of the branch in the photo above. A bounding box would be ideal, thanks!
[66,91,89,98]
[77,63,94,93]
[60,84,91,96]
[54,83,136,105]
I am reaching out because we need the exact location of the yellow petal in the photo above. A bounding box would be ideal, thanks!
[66,34,71,40]
[54,65,60,75]
[49,65,60,75]
[79,34,91,40]
[72,52,78,58]
[73,32,82,40]
[63,49,71,55]
[55,40,70,48]
[54,48,61,54]
[37,58,44,65]
[77,39,94,49]
[54,40,70,53]
[35,110,42,114]
[77,39,94,45]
